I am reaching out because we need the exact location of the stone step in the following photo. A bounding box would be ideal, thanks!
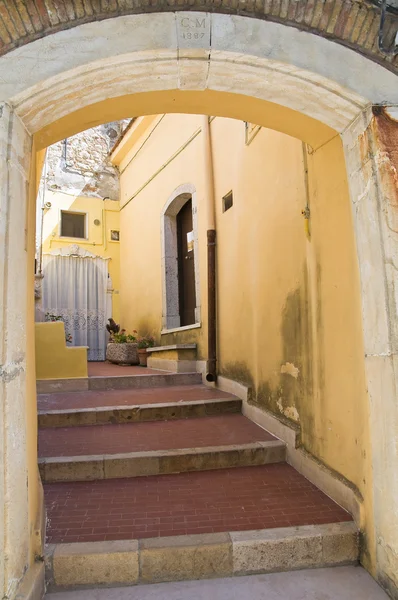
[37,384,235,411]
[45,522,358,590]
[37,372,203,394]
[38,397,242,428]
[39,440,286,482]
[38,413,284,482]
[38,414,276,458]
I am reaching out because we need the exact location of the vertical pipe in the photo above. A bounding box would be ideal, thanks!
[202,116,216,230]
[207,229,217,381]
[202,116,217,382]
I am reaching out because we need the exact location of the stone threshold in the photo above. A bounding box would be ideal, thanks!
[45,522,358,590]
[147,344,197,353]
[38,398,242,428]
[38,440,286,482]
[37,372,202,393]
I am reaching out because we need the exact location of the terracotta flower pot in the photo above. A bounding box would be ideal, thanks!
[106,342,139,365]
[138,348,148,367]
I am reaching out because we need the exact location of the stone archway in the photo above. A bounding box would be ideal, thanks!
[0,11,397,600]
[0,1,396,73]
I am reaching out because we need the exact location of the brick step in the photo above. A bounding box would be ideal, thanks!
[43,464,355,543]
[38,414,275,457]
[38,384,235,411]
[37,371,202,394]
[44,464,357,589]
[38,413,284,482]
[38,397,242,428]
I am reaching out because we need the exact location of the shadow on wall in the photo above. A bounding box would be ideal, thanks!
[221,260,325,458]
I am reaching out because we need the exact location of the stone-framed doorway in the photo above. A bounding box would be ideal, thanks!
[161,184,200,332]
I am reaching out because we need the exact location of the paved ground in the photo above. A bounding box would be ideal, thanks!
[44,464,352,543]
[38,414,275,457]
[88,363,166,377]
[45,567,389,599]
[37,384,235,411]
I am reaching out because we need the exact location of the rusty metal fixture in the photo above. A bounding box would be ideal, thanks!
[206,229,217,383]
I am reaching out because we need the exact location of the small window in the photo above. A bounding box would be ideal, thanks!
[60,211,86,239]
[222,191,233,213]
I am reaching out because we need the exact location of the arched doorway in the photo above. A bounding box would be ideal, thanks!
[0,11,397,599]
[162,184,200,331]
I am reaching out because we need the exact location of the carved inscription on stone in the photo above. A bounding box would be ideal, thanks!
[177,13,210,49]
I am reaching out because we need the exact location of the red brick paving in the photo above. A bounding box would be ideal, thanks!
[38,414,275,457]
[88,362,169,377]
[44,464,353,543]
[38,385,235,411]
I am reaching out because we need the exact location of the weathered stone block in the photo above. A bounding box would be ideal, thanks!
[52,540,139,587]
[139,533,233,582]
[103,452,160,478]
[231,525,323,574]
[231,523,359,575]
[321,522,359,564]
[42,456,104,482]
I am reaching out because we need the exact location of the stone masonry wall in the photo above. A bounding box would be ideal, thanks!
[44,121,128,200]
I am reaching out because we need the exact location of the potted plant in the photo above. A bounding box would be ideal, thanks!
[106,321,139,365]
[137,334,155,367]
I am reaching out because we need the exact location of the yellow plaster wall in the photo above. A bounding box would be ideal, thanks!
[113,113,374,568]
[41,192,121,322]
[35,322,88,379]
[305,136,375,567]
[115,114,209,349]
[212,119,307,399]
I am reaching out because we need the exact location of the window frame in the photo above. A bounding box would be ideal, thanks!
[59,210,88,240]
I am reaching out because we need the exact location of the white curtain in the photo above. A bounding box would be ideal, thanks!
[42,253,109,361]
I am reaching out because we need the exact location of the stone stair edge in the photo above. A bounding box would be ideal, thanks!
[147,344,197,352]
[45,521,359,590]
[38,397,241,416]
[38,440,286,482]
[38,398,242,427]
[37,372,203,393]
[39,439,285,462]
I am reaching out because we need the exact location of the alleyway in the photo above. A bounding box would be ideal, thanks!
[46,567,388,599]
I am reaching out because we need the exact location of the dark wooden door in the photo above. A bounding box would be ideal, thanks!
[177,199,196,326]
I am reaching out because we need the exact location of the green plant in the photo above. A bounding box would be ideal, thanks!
[109,328,138,344]
[137,334,155,349]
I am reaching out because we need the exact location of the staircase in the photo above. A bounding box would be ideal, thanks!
[39,366,358,591]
